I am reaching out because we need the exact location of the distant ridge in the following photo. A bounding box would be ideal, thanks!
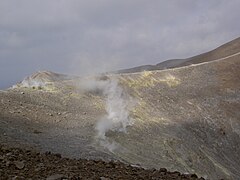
[117,37,240,73]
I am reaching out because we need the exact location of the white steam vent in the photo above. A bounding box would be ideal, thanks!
[95,78,135,151]
[77,76,135,151]
[13,71,56,89]
[21,77,46,88]
[96,79,134,139]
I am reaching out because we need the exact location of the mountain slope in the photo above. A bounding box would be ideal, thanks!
[117,37,240,73]
[0,38,240,179]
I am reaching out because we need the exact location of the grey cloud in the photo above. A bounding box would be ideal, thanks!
[0,0,240,88]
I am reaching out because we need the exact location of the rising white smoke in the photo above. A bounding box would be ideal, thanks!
[11,77,46,89]
[96,78,133,137]
[95,77,134,151]
[78,76,134,151]
[21,77,46,88]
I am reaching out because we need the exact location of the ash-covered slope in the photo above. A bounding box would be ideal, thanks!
[114,56,240,180]
[0,41,240,179]
[117,37,240,73]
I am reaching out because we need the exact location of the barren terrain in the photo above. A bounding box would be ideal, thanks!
[1,38,240,179]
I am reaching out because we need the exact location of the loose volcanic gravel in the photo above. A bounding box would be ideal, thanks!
[0,145,204,180]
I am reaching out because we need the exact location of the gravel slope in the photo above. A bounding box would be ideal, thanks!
[0,53,239,179]
[0,145,203,179]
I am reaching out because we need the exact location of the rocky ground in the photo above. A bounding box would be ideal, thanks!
[0,145,203,180]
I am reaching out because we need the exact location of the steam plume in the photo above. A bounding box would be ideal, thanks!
[78,76,134,151]
[95,77,134,151]
[96,78,133,138]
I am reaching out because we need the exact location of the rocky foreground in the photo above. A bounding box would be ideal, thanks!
[0,145,203,180]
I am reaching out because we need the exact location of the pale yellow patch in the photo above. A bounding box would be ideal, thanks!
[158,74,180,87]
[121,72,180,90]
[91,95,105,110]
[142,71,153,77]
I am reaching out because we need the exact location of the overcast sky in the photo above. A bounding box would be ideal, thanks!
[0,0,240,89]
